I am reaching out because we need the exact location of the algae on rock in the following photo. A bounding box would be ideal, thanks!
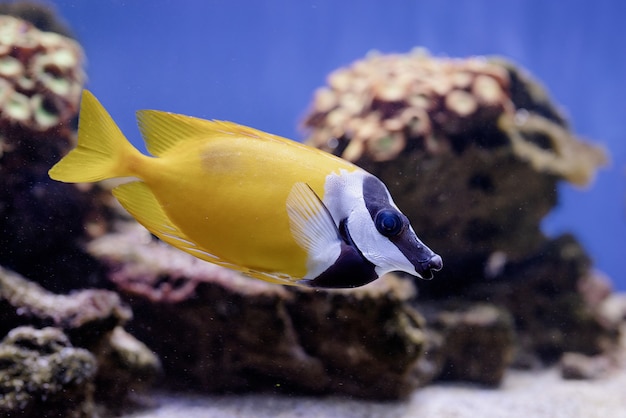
[0,326,97,417]
[0,266,161,414]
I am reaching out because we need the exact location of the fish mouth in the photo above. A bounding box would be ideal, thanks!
[417,254,443,280]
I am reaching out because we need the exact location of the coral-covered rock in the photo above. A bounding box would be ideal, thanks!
[0,13,118,291]
[303,49,607,275]
[0,15,83,134]
[303,48,618,378]
[0,7,160,415]
[89,224,428,400]
[0,326,97,417]
[0,266,161,410]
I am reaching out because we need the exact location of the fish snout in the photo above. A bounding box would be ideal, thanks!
[417,254,443,280]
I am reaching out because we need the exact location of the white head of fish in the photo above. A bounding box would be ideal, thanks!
[323,170,442,280]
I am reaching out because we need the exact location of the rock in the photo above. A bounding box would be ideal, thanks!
[0,326,97,417]
[0,265,161,411]
[89,224,428,400]
[559,352,610,380]
[423,303,515,386]
[92,326,162,410]
[288,277,426,398]
[0,265,131,343]
[466,236,622,365]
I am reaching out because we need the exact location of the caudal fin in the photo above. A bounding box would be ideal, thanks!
[49,90,140,183]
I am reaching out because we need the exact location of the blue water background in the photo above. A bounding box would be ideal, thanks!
[52,0,625,289]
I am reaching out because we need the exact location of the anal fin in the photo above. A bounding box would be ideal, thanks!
[112,182,213,259]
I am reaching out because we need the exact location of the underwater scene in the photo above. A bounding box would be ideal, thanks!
[0,0,624,417]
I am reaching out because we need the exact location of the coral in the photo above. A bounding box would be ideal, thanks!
[89,224,429,399]
[0,326,97,417]
[0,266,161,411]
[0,15,84,134]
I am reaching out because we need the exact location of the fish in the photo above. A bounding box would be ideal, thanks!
[49,90,442,288]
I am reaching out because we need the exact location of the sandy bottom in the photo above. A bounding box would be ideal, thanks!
[122,366,626,418]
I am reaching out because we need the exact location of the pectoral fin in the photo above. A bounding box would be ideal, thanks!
[286,182,342,279]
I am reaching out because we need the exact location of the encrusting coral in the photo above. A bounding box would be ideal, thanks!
[304,49,606,186]
[0,14,84,133]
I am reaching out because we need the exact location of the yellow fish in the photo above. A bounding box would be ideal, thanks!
[50,90,442,288]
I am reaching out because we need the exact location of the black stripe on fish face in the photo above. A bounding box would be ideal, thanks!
[362,175,442,278]
[307,219,378,288]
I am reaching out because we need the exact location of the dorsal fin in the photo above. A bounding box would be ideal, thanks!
[136,110,292,157]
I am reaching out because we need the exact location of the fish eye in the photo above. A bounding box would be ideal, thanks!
[375,209,404,237]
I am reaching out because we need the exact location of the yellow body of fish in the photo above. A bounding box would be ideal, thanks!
[50,91,360,284]
[51,90,443,287]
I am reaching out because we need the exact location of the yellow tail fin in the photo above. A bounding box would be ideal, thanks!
[49,90,141,183]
